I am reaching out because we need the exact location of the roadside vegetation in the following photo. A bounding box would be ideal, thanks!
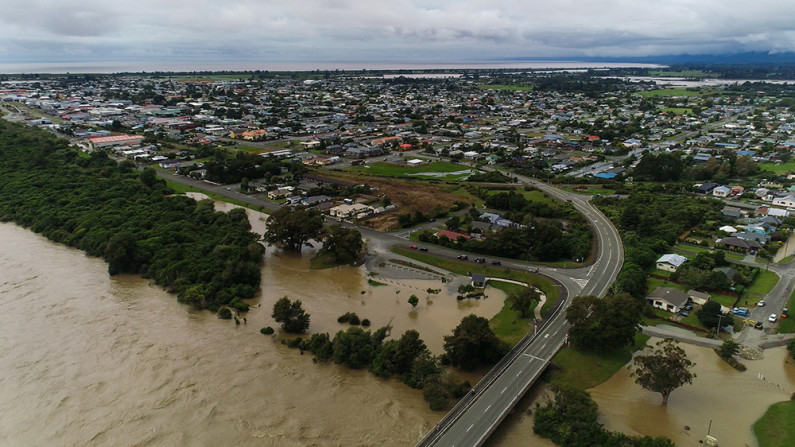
[753,401,795,447]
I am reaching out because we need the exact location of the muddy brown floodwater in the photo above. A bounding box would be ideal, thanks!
[4,194,789,447]
[0,193,508,447]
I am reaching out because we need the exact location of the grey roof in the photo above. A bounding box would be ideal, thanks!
[646,287,689,308]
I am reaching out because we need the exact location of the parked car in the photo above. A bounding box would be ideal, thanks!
[732,307,749,317]
[419,247,428,252]
[409,245,417,249]
[769,314,778,322]
[782,308,789,318]
[457,255,468,260]
[757,300,766,307]
[491,260,501,266]
[474,258,486,264]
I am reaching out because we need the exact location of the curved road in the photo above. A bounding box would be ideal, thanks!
[415,172,623,447]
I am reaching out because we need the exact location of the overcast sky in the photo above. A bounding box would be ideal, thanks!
[2,0,793,64]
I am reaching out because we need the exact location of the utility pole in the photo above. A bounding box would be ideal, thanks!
[714,314,725,339]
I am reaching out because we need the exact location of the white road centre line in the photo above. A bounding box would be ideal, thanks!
[485,405,491,412]
[467,424,474,433]
[501,386,507,394]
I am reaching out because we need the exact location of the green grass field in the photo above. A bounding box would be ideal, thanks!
[547,333,650,390]
[660,108,694,115]
[754,401,795,447]
[759,161,795,175]
[348,161,473,180]
[639,88,705,97]
[777,289,795,333]
[746,270,780,297]
[478,84,534,92]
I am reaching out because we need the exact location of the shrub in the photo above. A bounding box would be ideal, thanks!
[361,319,371,327]
[260,327,274,335]
[218,308,233,319]
[349,314,361,325]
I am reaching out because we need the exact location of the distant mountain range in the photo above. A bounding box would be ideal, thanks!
[505,52,795,65]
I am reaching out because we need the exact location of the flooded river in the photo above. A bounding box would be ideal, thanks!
[2,195,792,446]
[0,195,504,446]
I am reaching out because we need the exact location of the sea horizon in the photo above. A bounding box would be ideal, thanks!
[0,60,665,75]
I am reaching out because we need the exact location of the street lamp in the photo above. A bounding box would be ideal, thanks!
[714,314,725,339]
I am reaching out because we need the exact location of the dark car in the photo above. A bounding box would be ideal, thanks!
[457,255,468,260]
[419,247,428,252]
[475,258,486,264]
[491,260,501,266]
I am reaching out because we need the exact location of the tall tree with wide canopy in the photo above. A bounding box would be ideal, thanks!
[630,338,696,405]
[264,206,324,251]
[442,314,508,371]
[566,294,643,352]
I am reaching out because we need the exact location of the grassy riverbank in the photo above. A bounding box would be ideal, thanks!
[753,401,795,447]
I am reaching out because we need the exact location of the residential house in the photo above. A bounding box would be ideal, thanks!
[646,287,690,313]
[712,186,731,198]
[656,254,689,272]
[715,237,763,252]
[329,203,374,220]
[471,274,486,288]
[687,290,711,306]
[772,195,795,208]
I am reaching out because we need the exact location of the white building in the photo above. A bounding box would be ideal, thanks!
[656,254,689,272]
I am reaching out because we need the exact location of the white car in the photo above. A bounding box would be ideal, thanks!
[769,314,778,322]
[757,300,766,307]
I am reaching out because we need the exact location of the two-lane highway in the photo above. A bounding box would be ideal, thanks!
[417,172,624,447]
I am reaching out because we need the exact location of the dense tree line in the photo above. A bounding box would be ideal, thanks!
[0,121,264,311]
[285,314,505,410]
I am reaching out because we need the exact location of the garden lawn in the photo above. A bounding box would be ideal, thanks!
[674,243,745,260]
[753,401,795,447]
[547,333,650,390]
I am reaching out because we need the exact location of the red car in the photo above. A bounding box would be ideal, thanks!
[409,245,418,249]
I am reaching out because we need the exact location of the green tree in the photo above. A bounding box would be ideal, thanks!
[718,339,740,360]
[566,294,642,352]
[321,223,363,263]
[509,287,540,318]
[696,300,733,330]
[264,206,324,251]
[408,295,419,309]
[272,296,311,333]
[443,314,508,371]
[104,231,140,275]
[630,339,696,405]
[533,385,604,446]
[332,326,379,369]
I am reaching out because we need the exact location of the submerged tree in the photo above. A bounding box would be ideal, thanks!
[264,206,324,251]
[272,296,311,333]
[630,338,695,405]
